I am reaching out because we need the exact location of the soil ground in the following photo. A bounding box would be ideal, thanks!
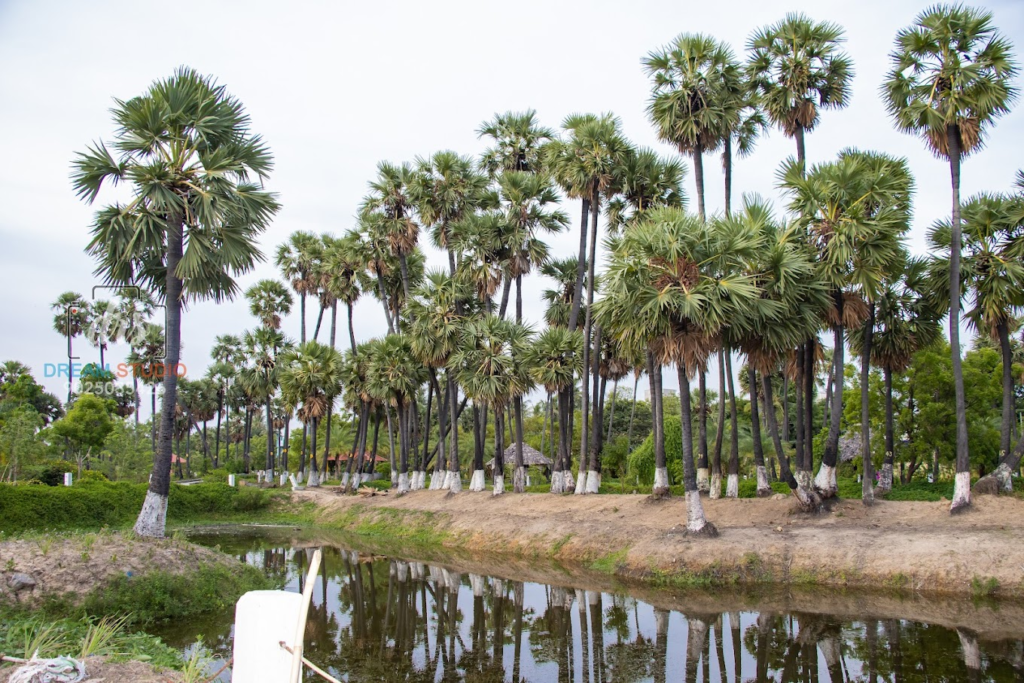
[0,532,241,606]
[0,656,182,683]
[294,488,1024,600]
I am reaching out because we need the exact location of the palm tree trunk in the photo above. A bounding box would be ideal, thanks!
[309,417,320,487]
[312,302,326,341]
[763,372,819,509]
[804,340,815,476]
[385,404,397,488]
[817,321,844,497]
[133,375,140,428]
[782,372,790,444]
[697,369,710,492]
[398,253,412,315]
[300,291,307,344]
[795,346,806,486]
[323,402,334,481]
[498,274,512,320]
[749,367,771,496]
[447,374,461,492]
[150,385,157,454]
[585,325,603,493]
[266,398,274,473]
[577,192,601,494]
[678,364,715,535]
[725,351,740,497]
[605,378,618,445]
[347,301,357,354]
[862,304,876,505]
[515,273,524,326]
[214,389,223,468]
[878,366,895,493]
[567,197,591,333]
[998,319,1014,464]
[398,403,410,493]
[283,418,290,471]
[493,405,505,494]
[712,349,726,498]
[693,142,706,221]
[650,351,668,496]
[723,137,733,217]
[795,126,806,169]
[134,212,182,538]
[513,395,526,492]
[626,374,639,453]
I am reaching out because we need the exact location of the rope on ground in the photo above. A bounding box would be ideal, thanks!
[2,652,86,683]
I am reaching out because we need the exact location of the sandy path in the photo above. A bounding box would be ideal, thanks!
[294,489,1024,599]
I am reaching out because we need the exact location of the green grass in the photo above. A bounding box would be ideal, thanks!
[322,504,452,547]
[589,548,629,573]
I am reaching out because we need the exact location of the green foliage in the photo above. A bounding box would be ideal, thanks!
[362,478,391,491]
[627,416,683,485]
[0,481,273,534]
[29,459,75,486]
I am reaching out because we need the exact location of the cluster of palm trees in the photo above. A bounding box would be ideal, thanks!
[72,6,1019,537]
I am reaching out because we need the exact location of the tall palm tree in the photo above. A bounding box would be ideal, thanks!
[599,207,761,534]
[930,193,1024,491]
[279,341,344,487]
[478,109,554,177]
[84,299,117,370]
[240,327,288,475]
[644,33,733,220]
[361,162,420,313]
[849,257,941,494]
[210,334,242,465]
[524,327,584,493]
[747,13,854,167]
[321,233,365,354]
[125,322,166,453]
[51,292,90,405]
[883,4,1018,513]
[73,68,278,537]
[540,257,583,329]
[245,279,293,331]
[275,231,322,344]
[366,334,423,493]
[545,113,630,492]
[782,150,912,501]
[116,289,156,427]
[205,360,234,468]
[605,147,687,234]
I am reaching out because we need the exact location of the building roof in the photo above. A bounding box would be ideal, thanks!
[485,443,553,470]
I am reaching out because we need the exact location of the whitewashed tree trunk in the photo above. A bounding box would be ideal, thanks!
[877,461,894,494]
[709,472,721,500]
[447,471,462,493]
[726,474,739,498]
[992,462,1014,493]
[470,574,486,597]
[550,470,564,493]
[696,467,710,493]
[430,470,444,490]
[395,561,409,583]
[686,490,717,536]
[958,629,981,672]
[654,608,669,636]
[410,562,426,581]
[951,471,971,513]
[397,471,410,493]
[653,467,669,496]
[390,470,398,487]
[585,470,600,494]
[813,464,837,497]
[429,566,445,585]
[133,491,168,538]
[341,472,350,489]
[469,469,485,491]
[574,470,587,494]
[493,474,505,495]
[513,466,526,492]
[793,483,821,511]
[307,469,320,488]
[756,466,771,497]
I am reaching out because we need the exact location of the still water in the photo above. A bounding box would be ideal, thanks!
[157,527,1024,682]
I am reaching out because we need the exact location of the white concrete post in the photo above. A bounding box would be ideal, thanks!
[228,474,236,487]
[63,472,73,486]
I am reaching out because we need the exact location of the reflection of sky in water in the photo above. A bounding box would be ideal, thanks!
[150,533,1024,682]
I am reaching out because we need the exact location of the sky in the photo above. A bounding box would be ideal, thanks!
[1,0,1022,411]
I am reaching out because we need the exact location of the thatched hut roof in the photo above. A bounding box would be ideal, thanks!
[485,443,553,470]
[838,433,860,463]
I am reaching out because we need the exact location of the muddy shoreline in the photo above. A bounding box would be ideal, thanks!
[289,488,1024,603]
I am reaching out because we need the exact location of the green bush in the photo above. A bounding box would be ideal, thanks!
[30,460,75,486]
[78,470,110,483]
[231,486,271,512]
[205,468,229,483]
[375,461,391,481]
[627,416,683,485]
[362,478,391,491]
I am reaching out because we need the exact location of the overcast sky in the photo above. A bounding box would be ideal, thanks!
[1,0,1022,409]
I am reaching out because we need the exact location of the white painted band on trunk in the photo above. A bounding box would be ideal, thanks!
[726,474,739,498]
[877,463,893,493]
[686,490,709,533]
[395,561,409,582]
[341,472,350,488]
[493,474,505,495]
[133,490,168,538]
[448,471,462,493]
[307,470,320,487]
[470,574,486,597]
[951,470,971,511]
[574,470,587,494]
[585,470,601,494]
[994,462,1014,493]
[814,464,836,495]
[756,466,770,496]
[653,467,669,492]
[469,469,485,492]
[709,472,721,499]
[654,609,669,635]
[958,629,981,670]
[550,471,564,493]
[696,467,710,492]
[397,472,410,493]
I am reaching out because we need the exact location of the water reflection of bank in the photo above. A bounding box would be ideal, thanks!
[162,527,1024,682]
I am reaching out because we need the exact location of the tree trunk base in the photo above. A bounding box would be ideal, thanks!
[390,471,398,488]
[726,474,739,498]
[951,471,972,514]
[307,469,320,488]
[876,463,894,495]
[493,474,505,495]
[862,481,875,506]
[513,466,526,493]
[651,467,670,499]
[133,490,168,538]
[755,466,771,497]
[550,471,565,494]
[397,472,410,494]
[696,467,710,493]
[814,464,838,498]
[793,484,823,512]
[430,470,445,490]
[573,470,586,494]
[469,469,486,492]
[685,490,718,537]
[585,470,601,494]
[564,470,576,494]
[446,471,462,494]
[709,472,721,499]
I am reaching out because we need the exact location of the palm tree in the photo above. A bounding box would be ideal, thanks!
[782,150,912,501]
[210,334,242,465]
[245,279,294,330]
[883,4,1018,513]
[72,68,278,537]
[366,335,423,493]
[117,289,156,427]
[599,207,761,534]
[205,360,234,468]
[279,341,344,487]
[321,233,365,354]
[452,315,533,494]
[240,327,288,475]
[930,192,1024,491]
[524,327,584,493]
[747,13,854,167]
[51,292,90,404]
[84,300,117,370]
[545,113,630,492]
[644,33,733,220]
[361,162,420,314]
[541,257,582,329]
[413,150,491,277]
[734,198,829,509]
[605,147,687,234]
[478,109,554,177]
[276,231,322,344]
[849,257,941,494]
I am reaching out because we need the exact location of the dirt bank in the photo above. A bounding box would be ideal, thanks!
[0,657,182,683]
[0,531,244,607]
[293,489,1024,600]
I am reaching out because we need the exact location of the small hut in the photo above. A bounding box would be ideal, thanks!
[486,444,553,476]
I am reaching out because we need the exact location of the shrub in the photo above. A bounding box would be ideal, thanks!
[627,416,683,485]
[78,470,110,484]
[32,460,76,487]
[231,487,271,512]
[375,461,391,481]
